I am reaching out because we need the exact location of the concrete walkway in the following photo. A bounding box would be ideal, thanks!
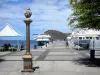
[0,51,13,58]
[0,41,100,75]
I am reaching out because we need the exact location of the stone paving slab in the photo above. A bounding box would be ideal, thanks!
[0,61,100,75]
[0,51,12,56]
[44,56,83,61]
[1,71,100,75]
[30,71,84,75]
[30,49,46,51]
[0,61,23,72]
[10,51,43,56]
[0,72,84,75]
[33,61,100,73]
[50,47,67,49]
[48,52,78,56]
[50,49,72,52]
[0,56,38,61]
[36,49,51,61]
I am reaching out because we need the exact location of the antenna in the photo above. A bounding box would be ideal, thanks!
[42,28,45,34]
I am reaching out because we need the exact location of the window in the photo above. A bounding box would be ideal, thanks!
[79,37,82,39]
[96,37,99,40]
[89,37,92,39]
[83,37,85,39]
[86,37,89,39]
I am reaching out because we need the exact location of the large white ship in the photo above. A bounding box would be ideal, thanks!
[36,34,51,46]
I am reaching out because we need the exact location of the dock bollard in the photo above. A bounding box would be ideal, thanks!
[90,50,95,60]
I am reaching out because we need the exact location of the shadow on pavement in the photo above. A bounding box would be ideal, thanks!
[32,66,40,71]
[0,58,5,62]
[73,58,100,67]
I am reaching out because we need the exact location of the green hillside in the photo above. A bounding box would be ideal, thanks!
[44,30,71,40]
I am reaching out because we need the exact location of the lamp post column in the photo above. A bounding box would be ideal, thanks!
[25,20,32,55]
[22,8,34,72]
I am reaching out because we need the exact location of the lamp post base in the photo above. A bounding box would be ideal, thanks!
[22,54,34,72]
[21,69,34,72]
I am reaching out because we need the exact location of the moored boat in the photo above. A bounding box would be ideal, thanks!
[36,34,51,46]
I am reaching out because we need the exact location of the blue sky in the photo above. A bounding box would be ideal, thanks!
[0,0,72,40]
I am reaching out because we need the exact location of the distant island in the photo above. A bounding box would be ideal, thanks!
[44,30,71,40]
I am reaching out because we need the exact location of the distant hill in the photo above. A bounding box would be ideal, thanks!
[44,30,71,40]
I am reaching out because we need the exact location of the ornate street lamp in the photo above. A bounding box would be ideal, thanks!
[22,8,34,72]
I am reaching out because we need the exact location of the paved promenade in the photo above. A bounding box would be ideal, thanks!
[0,41,100,75]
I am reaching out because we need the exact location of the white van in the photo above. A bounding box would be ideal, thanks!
[89,39,100,50]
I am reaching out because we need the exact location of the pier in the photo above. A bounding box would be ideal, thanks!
[0,41,100,75]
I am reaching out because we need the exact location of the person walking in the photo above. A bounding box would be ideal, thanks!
[66,40,69,48]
